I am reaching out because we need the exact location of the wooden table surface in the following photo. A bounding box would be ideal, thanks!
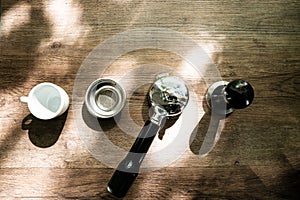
[0,0,299,199]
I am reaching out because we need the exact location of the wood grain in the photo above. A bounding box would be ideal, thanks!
[1,0,299,199]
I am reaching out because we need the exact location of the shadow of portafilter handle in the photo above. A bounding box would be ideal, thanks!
[189,112,225,156]
[21,110,68,148]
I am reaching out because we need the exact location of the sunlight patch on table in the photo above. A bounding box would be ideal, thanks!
[41,0,90,46]
[0,2,31,38]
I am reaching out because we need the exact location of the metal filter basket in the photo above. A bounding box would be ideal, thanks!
[85,78,126,118]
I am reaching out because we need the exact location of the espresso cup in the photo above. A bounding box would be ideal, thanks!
[20,82,69,120]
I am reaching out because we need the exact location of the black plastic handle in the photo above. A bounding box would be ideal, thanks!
[107,120,160,198]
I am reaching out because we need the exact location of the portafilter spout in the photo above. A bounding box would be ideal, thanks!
[107,74,189,198]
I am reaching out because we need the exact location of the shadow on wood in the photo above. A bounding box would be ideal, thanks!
[0,3,51,91]
[21,109,68,148]
[189,96,228,156]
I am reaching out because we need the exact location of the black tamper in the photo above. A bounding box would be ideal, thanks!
[205,79,254,115]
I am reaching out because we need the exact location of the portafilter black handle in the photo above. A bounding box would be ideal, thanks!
[107,120,160,198]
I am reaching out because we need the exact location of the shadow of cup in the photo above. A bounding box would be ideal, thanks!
[21,110,68,148]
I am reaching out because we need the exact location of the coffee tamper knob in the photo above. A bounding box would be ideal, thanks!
[225,79,254,109]
[206,79,254,115]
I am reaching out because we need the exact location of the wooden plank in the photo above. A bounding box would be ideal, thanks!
[1,167,296,199]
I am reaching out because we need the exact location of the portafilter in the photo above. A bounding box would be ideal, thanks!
[107,73,189,198]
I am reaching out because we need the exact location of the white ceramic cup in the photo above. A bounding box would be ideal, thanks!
[20,82,69,120]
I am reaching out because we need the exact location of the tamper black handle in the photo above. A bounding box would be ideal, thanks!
[225,79,254,109]
[107,120,160,198]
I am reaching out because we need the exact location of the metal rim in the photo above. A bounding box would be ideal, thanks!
[85,78,126,118]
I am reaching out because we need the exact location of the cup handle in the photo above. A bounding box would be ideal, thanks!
[20,96,29,103]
